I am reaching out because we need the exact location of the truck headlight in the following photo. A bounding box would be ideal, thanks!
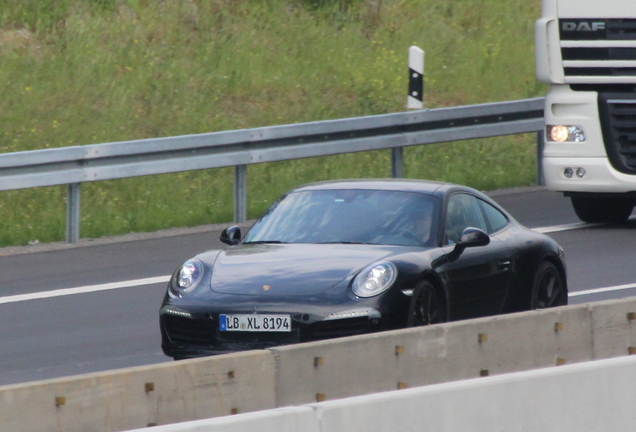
[547,125,586,143]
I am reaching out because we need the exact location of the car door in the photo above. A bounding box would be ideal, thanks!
[438,193,513,320]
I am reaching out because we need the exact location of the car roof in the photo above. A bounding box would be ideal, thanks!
[292,179,460,196]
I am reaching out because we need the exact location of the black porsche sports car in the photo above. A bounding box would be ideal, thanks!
[160,179,567,359]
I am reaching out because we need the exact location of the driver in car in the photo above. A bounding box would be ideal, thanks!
[411,202,433,245]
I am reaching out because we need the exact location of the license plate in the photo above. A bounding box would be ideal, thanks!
[219,314,292,332]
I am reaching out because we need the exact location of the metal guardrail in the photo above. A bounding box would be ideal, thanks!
[0,98,545,243]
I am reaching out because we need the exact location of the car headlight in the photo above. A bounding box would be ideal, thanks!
[352,262,397,298]
[170,259,204,298]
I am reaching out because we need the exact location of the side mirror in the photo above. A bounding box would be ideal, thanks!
[446,227,490,262]
[458,227,490,248]
[220,226,242,245]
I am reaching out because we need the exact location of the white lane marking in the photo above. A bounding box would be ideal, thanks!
[533,222,602,234]
[0,272,634,303]
[535,214,636,234]
[569,282,636,298]
[0,276,170,305]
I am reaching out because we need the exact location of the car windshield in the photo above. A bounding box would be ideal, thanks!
[244,189,439,247]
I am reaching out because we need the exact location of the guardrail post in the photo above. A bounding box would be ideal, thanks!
[66,183,81,243]
[234,165,247,223]
[536,131,545,186]
[391,147,404,178]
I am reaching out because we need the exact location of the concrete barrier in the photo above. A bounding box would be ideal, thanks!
[589,298,636,358]
[126,355,636,432]
[0,351,276,432]
[3,296,636,431]
[271,302,596,406]
[126,407,319,432]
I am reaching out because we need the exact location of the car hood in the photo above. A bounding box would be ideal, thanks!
[209,243,404,296]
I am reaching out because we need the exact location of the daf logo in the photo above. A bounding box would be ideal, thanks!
[562,21,605,32]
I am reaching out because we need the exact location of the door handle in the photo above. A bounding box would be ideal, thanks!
[498,259,511,271]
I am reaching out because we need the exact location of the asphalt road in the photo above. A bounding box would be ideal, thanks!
[1,186,635,386]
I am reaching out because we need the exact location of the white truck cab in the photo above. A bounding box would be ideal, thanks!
[536,0,636,222]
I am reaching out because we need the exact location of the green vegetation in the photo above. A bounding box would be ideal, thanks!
[0,0,543,246]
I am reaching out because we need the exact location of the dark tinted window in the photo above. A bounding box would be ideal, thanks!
[444,194,487,244]
[479,200,509,234]
[245,189,440,247]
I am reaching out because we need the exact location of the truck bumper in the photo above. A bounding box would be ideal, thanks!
[543,157,636,194]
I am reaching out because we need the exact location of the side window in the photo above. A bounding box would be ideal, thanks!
[479,200,509,234]
[444,194,487,244]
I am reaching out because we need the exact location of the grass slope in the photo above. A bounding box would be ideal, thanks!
[0,0,543,246]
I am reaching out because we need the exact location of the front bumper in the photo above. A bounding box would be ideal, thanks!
[543,156,636,193]
[160,306,385,359]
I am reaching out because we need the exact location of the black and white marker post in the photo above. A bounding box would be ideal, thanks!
[393,46,425,178]
[407,46,424,109]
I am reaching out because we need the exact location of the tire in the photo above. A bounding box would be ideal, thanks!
[530,261,567,309]
[571,196,633,224]
[407,281,447,326]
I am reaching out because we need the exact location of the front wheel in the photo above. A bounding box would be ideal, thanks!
[571,196,633,223]
[530,261,567,309]
[407,281,447,326]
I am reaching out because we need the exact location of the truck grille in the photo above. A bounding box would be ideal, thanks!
[560,19,636,82]
[599,94,636,174]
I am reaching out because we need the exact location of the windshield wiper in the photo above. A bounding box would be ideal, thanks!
[243,240,287,244]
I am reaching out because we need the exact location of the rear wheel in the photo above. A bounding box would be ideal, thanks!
[531,261,567,309]
[407,281,447,326]
[571,196,633,223]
